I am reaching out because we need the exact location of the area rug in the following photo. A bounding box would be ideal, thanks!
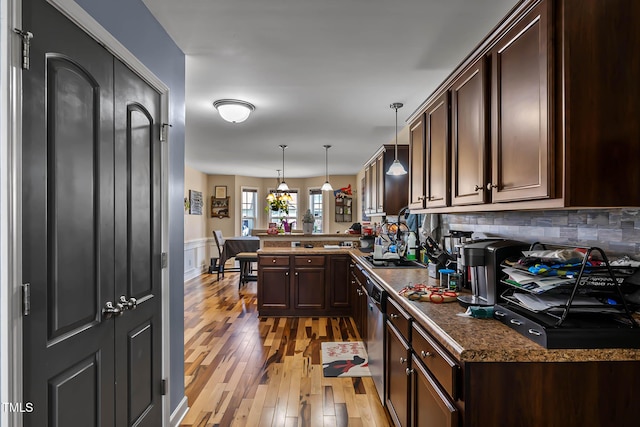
[321,341,371,377]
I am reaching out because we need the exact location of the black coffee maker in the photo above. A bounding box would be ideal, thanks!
[457,240,529,307]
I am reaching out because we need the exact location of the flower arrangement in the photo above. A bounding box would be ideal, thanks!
[266,197,289,214]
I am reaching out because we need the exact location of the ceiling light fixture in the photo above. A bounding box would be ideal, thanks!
[387,102,408,175]
[277,145,290,191]
[213,99,255,123]
[321,145,334,192]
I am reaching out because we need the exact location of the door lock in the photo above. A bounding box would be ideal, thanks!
[102,301,124,319]
[119,295,138,310]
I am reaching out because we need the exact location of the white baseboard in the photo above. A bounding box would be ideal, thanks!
[170,396,189,427]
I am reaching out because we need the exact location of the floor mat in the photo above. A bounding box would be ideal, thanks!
[321,341,371,377]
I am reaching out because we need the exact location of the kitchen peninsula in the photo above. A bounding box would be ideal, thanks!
[256,232,360,249]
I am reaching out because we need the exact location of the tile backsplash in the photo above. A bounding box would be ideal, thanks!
[441,209,640,259]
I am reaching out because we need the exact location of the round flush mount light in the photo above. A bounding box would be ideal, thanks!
[213,99,256,123]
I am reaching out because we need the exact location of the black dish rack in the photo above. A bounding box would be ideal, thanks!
[494,243,640,349]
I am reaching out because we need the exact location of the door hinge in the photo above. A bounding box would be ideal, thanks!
[161,379,167,395]
[22,283,31,316]
[13,29,33,70]
[161,252,168,269]
[160,123,172,142]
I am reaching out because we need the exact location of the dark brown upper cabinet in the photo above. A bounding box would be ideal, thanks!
[425,92,451,208]
[408,116,425,210]
[489,0,552,203]
[451,57,489,206]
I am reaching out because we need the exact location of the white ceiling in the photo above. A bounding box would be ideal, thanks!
[142,0,519,178]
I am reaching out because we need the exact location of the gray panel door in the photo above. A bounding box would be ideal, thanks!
[22,0,162,425]
[113,59,162,427]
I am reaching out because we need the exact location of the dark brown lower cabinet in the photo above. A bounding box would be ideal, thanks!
[385,321,410,427]
[258,253,352,316]
[412,354,458,427]
[257,267,290,311]
[349,263,368,339]
[293,266,325,309]
[330,255,351,308]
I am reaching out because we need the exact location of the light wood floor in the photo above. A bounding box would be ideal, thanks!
[181,271,392,427]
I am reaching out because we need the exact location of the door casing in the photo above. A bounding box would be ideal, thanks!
[0,0,172,425]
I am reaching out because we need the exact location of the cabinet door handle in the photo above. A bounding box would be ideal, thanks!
[389,313,399,319]
[400,357,407,365]
[474,184,484,191]
[417,195,425,201]
[406,368,414,376]
[285,272,289,276]
[295,272,299,276]
[486,183,498,190]
[420,350,433,358]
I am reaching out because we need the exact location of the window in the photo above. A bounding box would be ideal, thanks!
[268,190,298,227]
[241,188,258,236]
[309,189,323,233]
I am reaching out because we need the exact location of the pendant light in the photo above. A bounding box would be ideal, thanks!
[321,145,333,191]
[387,102,408,175]
[277,145,290,191]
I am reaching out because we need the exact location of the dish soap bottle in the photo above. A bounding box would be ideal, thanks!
[406,232,417,260]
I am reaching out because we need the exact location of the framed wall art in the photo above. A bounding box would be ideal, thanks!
[189,190,203,215]
[214,185,227,199]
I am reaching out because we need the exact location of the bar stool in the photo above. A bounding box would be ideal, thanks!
[235,252,258,288]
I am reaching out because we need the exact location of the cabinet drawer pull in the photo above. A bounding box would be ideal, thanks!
[400,357,407,365]
[389,313,399,319]
[272,259,276,263]
[420,351,433,358]
[405,368,414,376]
[510,319,523,326]
[349,264,355,268]
[528,328,542,336]
[307,259,312,263]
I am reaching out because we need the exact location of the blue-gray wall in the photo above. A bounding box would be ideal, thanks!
[74,0,186,412]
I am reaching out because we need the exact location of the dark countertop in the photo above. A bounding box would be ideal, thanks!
[349,251,640,363]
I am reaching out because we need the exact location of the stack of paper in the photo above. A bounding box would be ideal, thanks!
[503,267,574,294]
[511,293,604,312]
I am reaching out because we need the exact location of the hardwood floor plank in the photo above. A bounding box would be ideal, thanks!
[244,384,268,427]
[180,272,389,427]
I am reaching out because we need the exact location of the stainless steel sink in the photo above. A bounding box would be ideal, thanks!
[359,255,426,269]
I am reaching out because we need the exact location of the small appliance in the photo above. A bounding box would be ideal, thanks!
[457,239,529,307]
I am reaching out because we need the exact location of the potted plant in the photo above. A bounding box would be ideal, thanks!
[302,209,315,235]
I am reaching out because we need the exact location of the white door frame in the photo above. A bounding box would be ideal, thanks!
[0,0,172,425]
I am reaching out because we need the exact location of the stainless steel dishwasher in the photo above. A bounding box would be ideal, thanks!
[364,271,387,403]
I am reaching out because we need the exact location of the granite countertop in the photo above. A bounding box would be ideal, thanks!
[349,251,640,364]
[258,247,355,255]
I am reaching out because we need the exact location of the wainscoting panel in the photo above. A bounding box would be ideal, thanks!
[183,238,213,281]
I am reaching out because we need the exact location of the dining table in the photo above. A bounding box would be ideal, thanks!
[220,236,260,267]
